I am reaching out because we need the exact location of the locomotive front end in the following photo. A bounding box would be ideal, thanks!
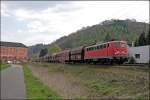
[111,41,129,64]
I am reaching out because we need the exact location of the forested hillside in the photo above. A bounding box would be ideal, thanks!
[28,19,149,58]
[28,44,48,58]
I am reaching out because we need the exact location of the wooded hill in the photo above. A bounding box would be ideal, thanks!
[28,19,149,58]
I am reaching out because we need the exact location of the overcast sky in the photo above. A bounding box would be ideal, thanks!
[1,1,149,46]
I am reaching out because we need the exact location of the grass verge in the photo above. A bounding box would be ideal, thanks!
[34,63,149,99]
[22,64,61,99]
[0,63,9,71]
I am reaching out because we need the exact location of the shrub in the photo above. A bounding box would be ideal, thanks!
[128,57,136,64]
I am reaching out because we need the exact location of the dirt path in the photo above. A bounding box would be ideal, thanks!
[27,64,90,99]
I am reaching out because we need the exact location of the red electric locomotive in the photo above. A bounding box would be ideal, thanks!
[84,41,128,64]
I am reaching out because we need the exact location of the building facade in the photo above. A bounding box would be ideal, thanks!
[128,45,150,63]
[0,41,28,62]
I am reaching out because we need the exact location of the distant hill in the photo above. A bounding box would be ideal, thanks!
[28,44,48,58]
[28,19,149,58]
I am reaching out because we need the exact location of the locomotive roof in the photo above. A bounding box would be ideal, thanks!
[85,41,127,48]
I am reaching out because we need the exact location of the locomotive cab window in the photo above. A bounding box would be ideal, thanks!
[89,47,91,51]
[93,47,95,50]
[112,42,127,48]
[90,47,92,51]
[90,47,93,50]
[102,44,104,48]
[120,42,127,48]
[101,44,106,48]
[101,45,104,49]
[97,46,99,49]
[92,47,94,50]
[100,45,102,49]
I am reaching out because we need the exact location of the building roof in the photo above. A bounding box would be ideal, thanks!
[0,41,28,48]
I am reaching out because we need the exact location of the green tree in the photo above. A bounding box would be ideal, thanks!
[104,33,111,42]
[138,32,147,46]
[146,31,150,45]
[48,44,61,55]
[134,38,139,46]
[39,48,48,57]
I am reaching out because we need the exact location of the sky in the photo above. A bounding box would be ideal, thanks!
[1,1,149,46]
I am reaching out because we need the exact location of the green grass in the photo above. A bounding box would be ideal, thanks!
[85,80,123,93]
[0,63,9,71]
[22,64,61,99]
[33,63,149,99]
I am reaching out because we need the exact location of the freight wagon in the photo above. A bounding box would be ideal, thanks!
[70,46,84,63]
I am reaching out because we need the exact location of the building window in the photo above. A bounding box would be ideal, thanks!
[135,54,140,59]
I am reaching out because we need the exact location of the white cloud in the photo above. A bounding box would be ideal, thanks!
[17,29,23,33]
[20,32,63,46]
[1,3,11,16]
[14,9,38,20]
[27,20,45,33]
[1,1,149,46]
[13,1,149,34]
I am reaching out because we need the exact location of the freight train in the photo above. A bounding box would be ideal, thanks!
[36,41,129,64]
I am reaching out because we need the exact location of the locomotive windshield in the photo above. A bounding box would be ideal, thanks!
[112,42,127,48]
